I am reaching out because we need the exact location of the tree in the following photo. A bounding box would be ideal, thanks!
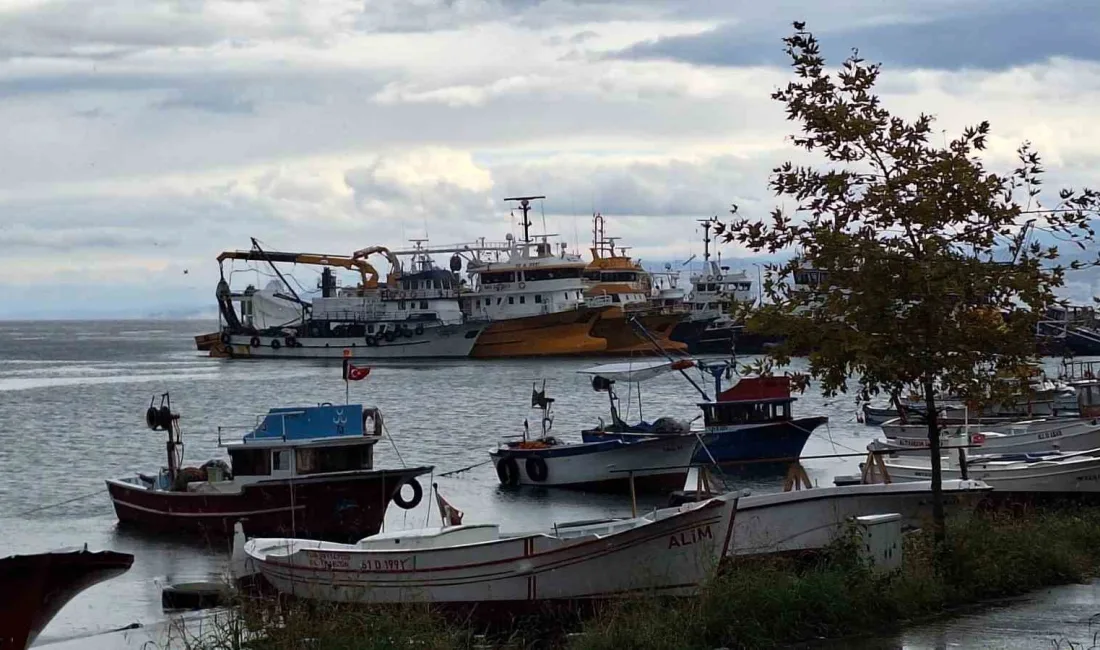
[715,23,1100,547]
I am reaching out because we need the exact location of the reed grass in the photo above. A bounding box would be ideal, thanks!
[176,506,1100,650]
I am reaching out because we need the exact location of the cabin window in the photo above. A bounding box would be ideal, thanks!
[523,267,583,282]
[519,296,526,304]
[229,448,271,476]
[508,296,514,304]
[482,271,516,285]
[420,300,428,309]
[367,324,375,333]
[398,300,406,309]
[611,295,620,303]
[583,270,601,282]
[295,444,373,475]
[272,449,291,471]
[497,298,502,305]
[535,295,542,304]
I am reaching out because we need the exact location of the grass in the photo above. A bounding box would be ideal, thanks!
[175,506,1100,650]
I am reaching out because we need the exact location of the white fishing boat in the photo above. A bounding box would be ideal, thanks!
[880,414,1076,440]
[729,478,992,556]
[869,418,1100,457]
[882,446,1100,493]
[488,382,697,492]
[238,492,738,604]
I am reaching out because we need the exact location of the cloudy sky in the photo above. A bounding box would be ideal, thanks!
[1,0,1099,318]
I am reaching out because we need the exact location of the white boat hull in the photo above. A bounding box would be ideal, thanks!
[489,435,697,491]
[731,480,991,556]
[245,494,738,604]
[224,323,485,359]
[872,419,1100,457]
[885,451,1100,492]
[881,416,1080,440]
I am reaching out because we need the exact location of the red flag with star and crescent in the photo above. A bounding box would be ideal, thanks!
[342,359,371,381]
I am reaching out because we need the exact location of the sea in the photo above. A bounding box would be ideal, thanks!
[0,320,1086,648]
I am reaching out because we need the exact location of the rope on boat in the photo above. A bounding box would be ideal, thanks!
[439,459,491,478]
[15,489,106,517]
[380,421,407,469]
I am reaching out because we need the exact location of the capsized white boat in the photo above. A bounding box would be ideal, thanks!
[239,493,738,604]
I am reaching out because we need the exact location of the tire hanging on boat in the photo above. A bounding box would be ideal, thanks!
[220,332,231,345]
[525,457,548,483]
[414,324,425,336]
[285,336,298,348]
[392,478,423,510]
[384,330,397,343]
[496,456,520,486]
[270,338,281,350]
[249,336,261,348]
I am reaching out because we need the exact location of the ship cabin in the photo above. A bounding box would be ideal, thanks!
[223,403,383,483]
[698,377,797,429]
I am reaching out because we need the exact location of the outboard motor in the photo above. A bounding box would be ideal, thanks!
[591,376,614,392]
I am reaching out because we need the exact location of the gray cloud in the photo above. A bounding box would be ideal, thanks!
[616,0,1100,71]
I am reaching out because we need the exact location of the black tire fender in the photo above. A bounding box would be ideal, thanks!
[496,456,520,486]
[393,478,423,510]
[249,336,261,348]
[525,456,548,483]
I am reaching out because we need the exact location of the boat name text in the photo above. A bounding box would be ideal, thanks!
[668,525,713,549]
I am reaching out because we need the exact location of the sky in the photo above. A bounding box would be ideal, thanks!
[1,0,1099,318]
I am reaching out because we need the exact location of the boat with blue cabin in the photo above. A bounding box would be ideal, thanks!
[107,394,432,543]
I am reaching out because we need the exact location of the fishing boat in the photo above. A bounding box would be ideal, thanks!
[674,469,991,557]
[869,417,1100,457]
[0,547,133,649]
[580,360,826,471]
[583,214,688,355]
[388,197,613,358]
[106,393,432,542]
[208,238,485,359]
[669,219,764,355]
[237,492,738,605]
[881,441,1100,494]
[488,382,697,492]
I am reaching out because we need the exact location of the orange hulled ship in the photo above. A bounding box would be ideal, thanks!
[583,214,688,355]
[390,196,612,358]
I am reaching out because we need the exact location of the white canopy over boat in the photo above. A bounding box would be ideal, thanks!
[577,359,695,383]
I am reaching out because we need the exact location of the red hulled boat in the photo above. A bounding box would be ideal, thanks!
[0,547,134,649]
[106,394,432,543]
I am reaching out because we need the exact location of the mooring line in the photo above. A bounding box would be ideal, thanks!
[15,488,107,517]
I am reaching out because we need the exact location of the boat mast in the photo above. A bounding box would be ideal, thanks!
[503,195,546,246]
[697,219,712,263]
[249,237,306,321]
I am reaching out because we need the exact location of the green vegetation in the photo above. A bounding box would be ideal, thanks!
[713,21,1100,544]
[177,508,1100,650]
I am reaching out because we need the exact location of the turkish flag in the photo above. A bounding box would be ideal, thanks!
[342,359,371,381]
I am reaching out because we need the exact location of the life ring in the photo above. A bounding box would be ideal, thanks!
[496,456,520,486]
[365,336,378,347]
[414,324,425,336]
[249,336,261,348]
[362,408,384,436]
[393,478,423,510]
[270,338,281,350]
[525,457,548,483]
[285,336,298,348]
[220,332,231,345]
[518,282,526,290]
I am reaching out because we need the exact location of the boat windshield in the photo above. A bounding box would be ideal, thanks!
[701,399,792,426]
[295,444,373,475]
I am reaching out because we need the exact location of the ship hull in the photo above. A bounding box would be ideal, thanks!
[0,550,133,649]
[222,323,484,359]
[471,309,607,358]
[106,467,431,543]
[591,310,687,355]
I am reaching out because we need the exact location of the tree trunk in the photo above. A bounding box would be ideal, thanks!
[924,378,946,551]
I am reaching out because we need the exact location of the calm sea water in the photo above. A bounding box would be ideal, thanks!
[0,320,1084,647]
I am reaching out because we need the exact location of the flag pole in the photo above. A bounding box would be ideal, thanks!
[343,349,351,405]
